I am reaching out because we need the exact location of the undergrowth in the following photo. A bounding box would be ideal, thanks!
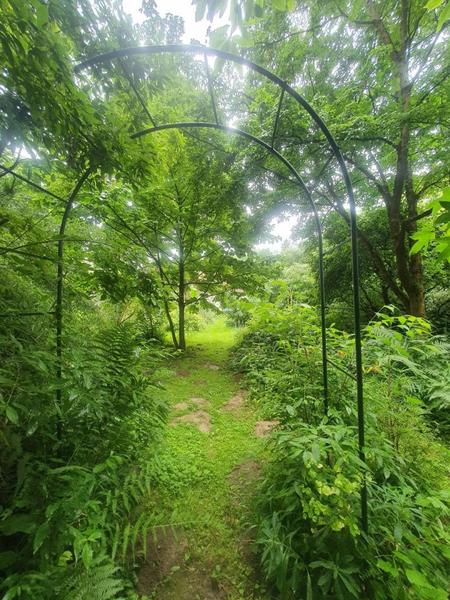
[0,278,169,599]
[231,303,450,599]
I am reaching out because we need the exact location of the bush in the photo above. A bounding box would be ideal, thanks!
[0,301,168,598]
[233,303,450,599]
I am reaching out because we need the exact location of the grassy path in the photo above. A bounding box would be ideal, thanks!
[137,320,270,600]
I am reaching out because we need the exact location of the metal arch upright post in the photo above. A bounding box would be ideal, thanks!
[55,170,91,441]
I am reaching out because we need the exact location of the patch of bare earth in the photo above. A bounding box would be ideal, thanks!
[189,396,209,408]
[222,390,246,412]
[228,459,261,491]
[254,420,280,438]
[175,368,191,377]
[170,410,211,433]
[137,528,225,599]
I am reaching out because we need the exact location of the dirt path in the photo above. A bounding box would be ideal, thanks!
[137,320,271,600]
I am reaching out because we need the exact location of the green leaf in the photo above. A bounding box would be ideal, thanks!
[306,571,313,600]
[377,559,398,577]
[6,405,19,425]
[437,2,450,29]
[405,569,434,589]
[425,0,444,9]
[82,543,93,568]
[35,2,49,28]
[0,513,35,535]
[33,522,50,554]
[311,443,321,463]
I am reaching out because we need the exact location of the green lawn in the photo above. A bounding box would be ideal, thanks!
[138,318,269,600]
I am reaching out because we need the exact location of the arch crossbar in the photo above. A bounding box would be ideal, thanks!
[65,45,365,531]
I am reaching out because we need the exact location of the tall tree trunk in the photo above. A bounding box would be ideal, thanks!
[360,0,426,317]
[393,0,425,317]
[164,298,178,348]
[178,258,186,351]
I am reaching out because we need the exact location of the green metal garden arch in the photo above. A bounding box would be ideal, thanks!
[1,44,368,532]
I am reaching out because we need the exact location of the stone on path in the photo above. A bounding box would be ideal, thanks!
[170,410,211,433]
[173,398,209,412]
[222,390,246,412]
[204,363,220,371]
[254,420,280,438]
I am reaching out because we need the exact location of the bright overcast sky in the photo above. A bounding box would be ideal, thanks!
[123,0,226,43]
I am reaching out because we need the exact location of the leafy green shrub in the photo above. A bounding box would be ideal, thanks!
[256,419,449,599]
[0,306,168,598]
[231,303,323,420]
[233,303,450,599]
[363,308,450,442]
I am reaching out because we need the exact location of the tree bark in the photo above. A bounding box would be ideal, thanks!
[178,256,186,351]
[164,298,178,348]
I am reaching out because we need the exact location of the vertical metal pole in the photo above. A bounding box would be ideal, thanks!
[346,172,368,534]
[55,170,90,440]
[329,152,367,533]
[316,220,328,416]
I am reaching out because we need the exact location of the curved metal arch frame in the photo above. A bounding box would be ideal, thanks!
[26,45,367,531]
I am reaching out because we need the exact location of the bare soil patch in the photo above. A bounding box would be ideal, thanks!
[222,390,246,412]
[137,527,188,594]
[176,368,191,377]
[189,396,209,408]
[170,410,211,433]
[228,459,261,489]
[137,527,226,599]
[254,420,280,438]
[173,401,189,412]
